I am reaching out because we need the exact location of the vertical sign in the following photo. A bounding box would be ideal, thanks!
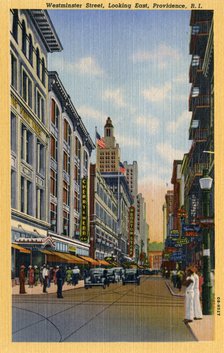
[80,177,88,242]
[129,206,135,257]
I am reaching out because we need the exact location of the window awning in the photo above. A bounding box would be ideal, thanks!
[79,256,99,266]
[97,260,110,266]
[12,244,31,254]
[43,251,88,264]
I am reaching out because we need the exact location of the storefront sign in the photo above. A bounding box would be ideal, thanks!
[80,177,89,242]
[129,206,135,257]
[68,245,76,252]
[170,230,179,237]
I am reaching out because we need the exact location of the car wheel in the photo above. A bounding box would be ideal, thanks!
[103,284,106,289]
[85,286,88,289]
[122,282,125,285]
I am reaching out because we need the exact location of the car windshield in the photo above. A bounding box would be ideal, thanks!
[90,270,103,275]
[125,270,136,274]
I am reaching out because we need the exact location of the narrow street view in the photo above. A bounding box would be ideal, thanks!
[10,8,214,342]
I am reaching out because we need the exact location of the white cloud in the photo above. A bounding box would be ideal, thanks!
[77,105,105,121]
[132,43,182,68]
[116,133,140,147]
[49,56,104,77]
[136,115,160,134]
[103,88,127,107]
[156,142,186,164]
[73,57,104,76]
[142,83,172,102]
[166,111,191,134]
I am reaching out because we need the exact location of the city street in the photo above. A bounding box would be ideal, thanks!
[12,276,196,342]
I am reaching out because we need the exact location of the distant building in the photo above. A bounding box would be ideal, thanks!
[148,242,164,270]
[96,117,120,173]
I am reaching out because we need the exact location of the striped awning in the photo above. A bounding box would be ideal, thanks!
[12,244,31,254]
[79,256,99,266]
[44,251,87,264]
[97,260,110,266]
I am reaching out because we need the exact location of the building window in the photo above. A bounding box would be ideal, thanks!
[36,187,45,220]
[75,136,81,159]
[50,136,57,161]
[51,99,59,128]
[50,203,57,231]
[11,112,16,153]
[11,53,17,89]
[63,210,69,235]
[21,124,33,165]
[36,140,45,175]
[28,34,33,65]
[74,164,81,184]
[12,10,18,42]
[21,177,33,215]
[106,128,110,137]
[63,181,69,205]
[50,169,57,197]
[22,70,32,108]
[42,58,46,86]
[36,48,40,78]
[11,170,16,209]
[74,191,79,212]
[36,90,45,122]
[63,151,70,174]
[22,20,27,56]
[64,119,71,146]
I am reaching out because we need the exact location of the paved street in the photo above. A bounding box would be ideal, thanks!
[12,276,196,342]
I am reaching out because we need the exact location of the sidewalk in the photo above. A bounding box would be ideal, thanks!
[12,280,84,295]
[165,280,214,341]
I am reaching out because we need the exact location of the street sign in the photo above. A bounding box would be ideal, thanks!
[183,224,201,232]
[185,231,198,237]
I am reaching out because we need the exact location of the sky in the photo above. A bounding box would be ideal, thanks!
[48,10,192,242]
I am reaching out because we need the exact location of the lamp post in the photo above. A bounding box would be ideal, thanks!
[199,169,213,315]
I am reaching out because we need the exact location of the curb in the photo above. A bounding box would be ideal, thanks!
[165,281,185,297]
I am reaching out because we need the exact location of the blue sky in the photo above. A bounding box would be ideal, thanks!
[48,10,192,240]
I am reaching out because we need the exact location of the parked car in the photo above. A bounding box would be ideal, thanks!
[122,269,140,285]
[107,269,116,283]
[84,268,108,289]
[111,267,124,282]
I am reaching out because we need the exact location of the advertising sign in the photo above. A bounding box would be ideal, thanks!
[80,177,89,242]
[129,206,135,257]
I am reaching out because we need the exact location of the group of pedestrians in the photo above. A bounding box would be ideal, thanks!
[170,269,184,291]
[19,264,81,297]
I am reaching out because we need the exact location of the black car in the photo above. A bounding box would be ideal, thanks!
[106,269,116,283]
[122,269,140,285]
[84,268,108,289]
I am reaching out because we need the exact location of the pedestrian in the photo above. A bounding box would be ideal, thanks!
[183,267,195,323]
[66,267,73,284]
[42,264,49,293]
[28,265,35,288]
[56,265,63,298]
[176,270,184,292]
[19,265,26,294]
[39,266,43,286]
[53,266,58,285]
[47,266,52,288]
[192,266,203,320]
[72,266,80,285]
[172,269,178,288]
[34,265,39,286]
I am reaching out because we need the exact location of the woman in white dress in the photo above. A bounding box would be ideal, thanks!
[184,268,195,323]
[193,266,203,320]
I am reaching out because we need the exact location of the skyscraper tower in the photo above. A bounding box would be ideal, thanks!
[96,117,120,173]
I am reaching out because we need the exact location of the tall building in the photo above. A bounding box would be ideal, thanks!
[48,71,95,257]
[123,161,138,196]
[165,190,174,237]
[89,164,118,261]
[96,117,120,173]
[171,160,182,233]
[10,10,63,276]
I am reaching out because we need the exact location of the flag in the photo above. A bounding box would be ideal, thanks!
[96,131,106,149]
[119,161,126,174]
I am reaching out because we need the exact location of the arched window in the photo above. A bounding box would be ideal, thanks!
[22,20,27,56]
[36,48,40,77]
[42,58,45,86]
[28,34,33,64]
[12,9,18,41]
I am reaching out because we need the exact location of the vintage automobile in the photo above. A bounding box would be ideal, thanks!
[111,267,124,282]
[84,268,108,289]
[122,269,140,285]
[106,269,116,283]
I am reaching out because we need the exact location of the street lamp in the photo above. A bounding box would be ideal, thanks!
[199,169,213,315]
